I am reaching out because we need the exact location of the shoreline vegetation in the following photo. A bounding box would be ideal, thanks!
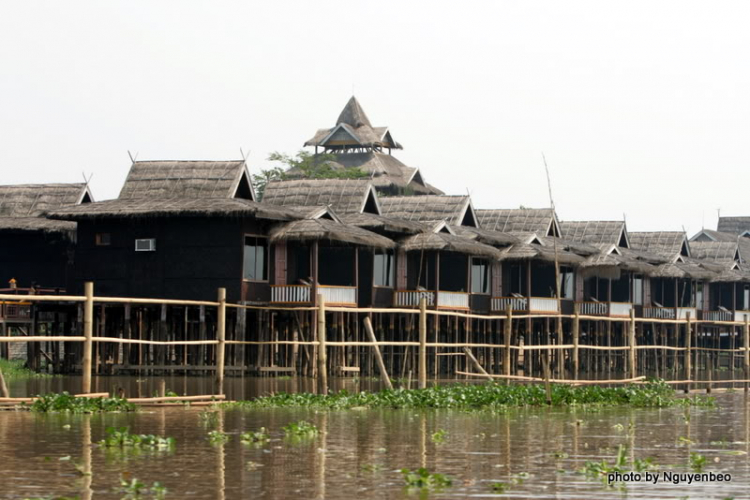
[0,359,52,379]
[221,380,714,411]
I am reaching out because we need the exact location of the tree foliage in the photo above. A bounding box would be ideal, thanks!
[253,150,369,200]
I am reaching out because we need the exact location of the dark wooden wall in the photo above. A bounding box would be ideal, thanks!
[0,230,74,290]
[73,216,269,302]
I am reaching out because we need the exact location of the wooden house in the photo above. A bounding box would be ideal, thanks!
[688,240,749,321]
[300,96,441,195]
[628,231,700,320]
[560,221,645,318]
[258,179,398,307]
[48,160,302,302]
[0,183,93,291]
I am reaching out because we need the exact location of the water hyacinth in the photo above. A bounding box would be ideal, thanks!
[222,380,714,411]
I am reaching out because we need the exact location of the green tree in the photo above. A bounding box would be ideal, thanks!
[254,150,369,200]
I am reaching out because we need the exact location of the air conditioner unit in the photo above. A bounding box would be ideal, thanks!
[135,238,156,252]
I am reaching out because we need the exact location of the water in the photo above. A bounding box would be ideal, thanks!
[1,377,750,499]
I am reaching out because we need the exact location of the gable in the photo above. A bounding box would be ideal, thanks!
[680,239,690,257]
[233,169,255,201]
[460,202,479,228]
[321,124,361,146]
[362,186,381,215]
[618,229,629,248]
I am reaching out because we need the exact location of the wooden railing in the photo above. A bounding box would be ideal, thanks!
[491,296,528,312]
[490,297,559,313]
[394,290,436,308]
[734,310,750,323]
[643,307,675,319]
[703,310,732,322]
[319,285,357,306]
[577,301,633,318]
[676,307,697,320]
[270,285,311,304]
[436,291,470,310]
[0,302,31,320]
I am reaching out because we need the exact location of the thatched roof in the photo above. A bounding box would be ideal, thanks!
[691,228,750,264]
[559,220,629,247]
[476,208,560,236]
[379,195,477,227]
[47,197,297,221]
[262,179,380,215]
[399,231,504,259]
[118,160,254,201]
[304,97,402,150]
[449,226,519,247]
[269,218,395,249]
[717,216,750,235]
[0,183,91,234]
[628,231,690,261]
[689,241,740,264]
[339,213,426,234]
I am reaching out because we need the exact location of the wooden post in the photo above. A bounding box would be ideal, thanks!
[215,288,226,396]
[82,281,94,394]
[573,304,580,380]
[0,367,9,398]
[317,294,328,394]
[685,312,692,394]
[363,317,392,390]
[418,297,427,389]
[504,305,512,382]
[744,317,749,394]
[629,308,637,380]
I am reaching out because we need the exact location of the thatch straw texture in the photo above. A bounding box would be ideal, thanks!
[380,195,471,225]
[304,97,401,150]
[718,216,750,235]
[118,161,251,200]
[262,179,377,215]
[689,241,739,263]
[48,198,296,221]
[450,226,519,247]
[399,232,504,259]
[269,218,395,249]
[0,183,90,234]
[559,220,627,247]
[476,208,557,235]
[629,231,690,260]
[340,213,426,234]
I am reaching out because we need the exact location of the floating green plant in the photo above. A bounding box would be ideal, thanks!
[283,420,318,439]
[431,429,447,444]
[99,427,175,450]
[222,380,714,411]
[207,430,229,444]
[401,468,452,490]
[29,393,136,414]
[116,475,167,499]
[240,428,270,445]
[689,452,707,472]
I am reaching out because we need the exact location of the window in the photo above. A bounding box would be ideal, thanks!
[135,238,156,252]
[633,275,643,305]
[695,282,704,309]
[471,258,489,294]
[373,250,394,287]
[95,233,111,246]
[243,236,268,281]
[558,266,574,299]
[744,285,750,310]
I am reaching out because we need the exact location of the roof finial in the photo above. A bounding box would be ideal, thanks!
[127,150,138,164]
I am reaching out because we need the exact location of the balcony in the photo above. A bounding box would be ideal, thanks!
[703,310,733,322]
[642,307,698,320]
[734,310,750,323]
[0,302,32,321]
[270,285,357,307]
[577,301,633,318]
[394,290,470,310]
[491,296,560,314]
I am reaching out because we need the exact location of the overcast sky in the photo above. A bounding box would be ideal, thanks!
[1,1,748,234]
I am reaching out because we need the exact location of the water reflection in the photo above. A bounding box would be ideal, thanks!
[1,381,749,499]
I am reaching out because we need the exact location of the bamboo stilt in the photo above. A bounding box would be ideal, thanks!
[685,312,692,394]
[745,317,749,394]
[629,308,637,380]
[317,295,328,394]
[573,305,580,380]
[463,347,492,381]
[215,288,226,395]
[418,298,427,389]
[82,282,94,394]
[363,317,392,390]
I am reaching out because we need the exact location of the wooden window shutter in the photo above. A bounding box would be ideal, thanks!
[396,250,407,290]
[274,241,286,285]
[491,261,502,296]
[574,270,584,302]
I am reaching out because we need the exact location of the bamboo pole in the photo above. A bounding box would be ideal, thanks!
[82,282,94,394]
[685,312,692,394]
[573,304,580,380]
[363,317,392,390]
[418,297,427,389]
[629,308,637,380]
[0,368,8,398]
[504,305,512,381]
[317,294,328,394]
[215,288,226,396]
[462,347,493,381]
[745,317,749,394]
